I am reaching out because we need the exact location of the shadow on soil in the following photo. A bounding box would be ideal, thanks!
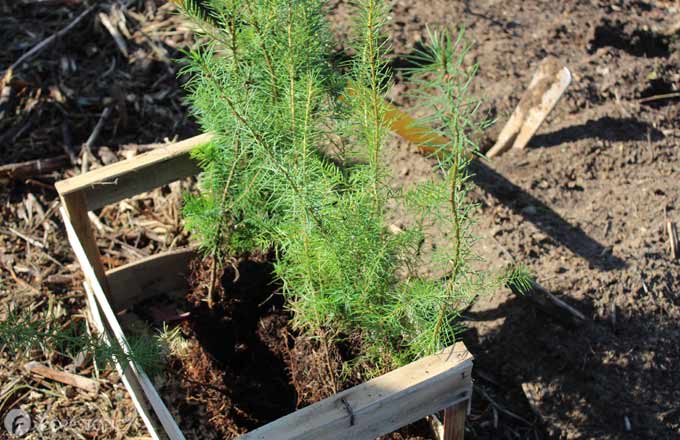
[529,116,664,149]
[470,160,626,271]
[588,18,671,58]
[461,286,679,439]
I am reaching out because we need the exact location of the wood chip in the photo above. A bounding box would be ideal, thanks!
[25,361,99,393]
[99,12,129,57]
[521,382,545,421]
[667,220,678,260]
[487,58,571,157]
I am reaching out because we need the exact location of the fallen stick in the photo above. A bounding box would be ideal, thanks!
[99,12,129,57]
[1,262,40,294]
[84,107,112,152]
[478,386,532,426]
[667,220,678,260]
[82,107,111,173]
[638,92,680,104]
[0,155,69,180]
[5,5,96,76]
[24,361,99,393]
[7,227,45,249]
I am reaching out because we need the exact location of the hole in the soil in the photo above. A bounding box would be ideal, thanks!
[189,259,297,428]
[640,78,679,108]
[136,257,436,438]
[588,19,670,58]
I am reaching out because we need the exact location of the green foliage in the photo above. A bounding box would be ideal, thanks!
[179,1,532,375]
[0,308,165,376]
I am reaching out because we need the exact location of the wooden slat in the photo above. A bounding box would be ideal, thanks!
[84,281,165,440]
[106,247,196,312]
[55,133,213,211]
[443,401,467,440]
[60,190,111,295]
[62,207,185,440]
[239,343,472,440]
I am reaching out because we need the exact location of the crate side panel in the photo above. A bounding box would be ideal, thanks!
[106,247,196,312]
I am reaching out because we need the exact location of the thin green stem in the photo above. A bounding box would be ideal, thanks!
[287,0,296,138]
[365,0,383,214]
[245,2,278,101]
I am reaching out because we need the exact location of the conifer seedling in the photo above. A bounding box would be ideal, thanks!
[177,0,532,378]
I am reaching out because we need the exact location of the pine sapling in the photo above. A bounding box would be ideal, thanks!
[177,0,532,382]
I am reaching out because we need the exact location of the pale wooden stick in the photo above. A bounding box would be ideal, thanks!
[486,61,554,158]
[24,361,99,393]
[485,103,527,158]
[487,58,571,157]
[512,66,572,150]
[668,220,678,260]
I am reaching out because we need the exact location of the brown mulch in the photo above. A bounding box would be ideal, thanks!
[1,1,197,438]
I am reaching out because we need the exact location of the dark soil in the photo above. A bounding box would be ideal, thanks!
[132,255,433,439]
[130,256,294,439]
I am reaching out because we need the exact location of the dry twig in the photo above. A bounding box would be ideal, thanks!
[4,5,96,76]
[24,361,99,393]
[0,156,69,180]
[99,11,129,57]
[667,220,678,260]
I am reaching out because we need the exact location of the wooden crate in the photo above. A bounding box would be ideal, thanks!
[55,134,474,440]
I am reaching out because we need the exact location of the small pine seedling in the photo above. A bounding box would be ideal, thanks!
[177,0,532,377]
[0,307,167,376]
